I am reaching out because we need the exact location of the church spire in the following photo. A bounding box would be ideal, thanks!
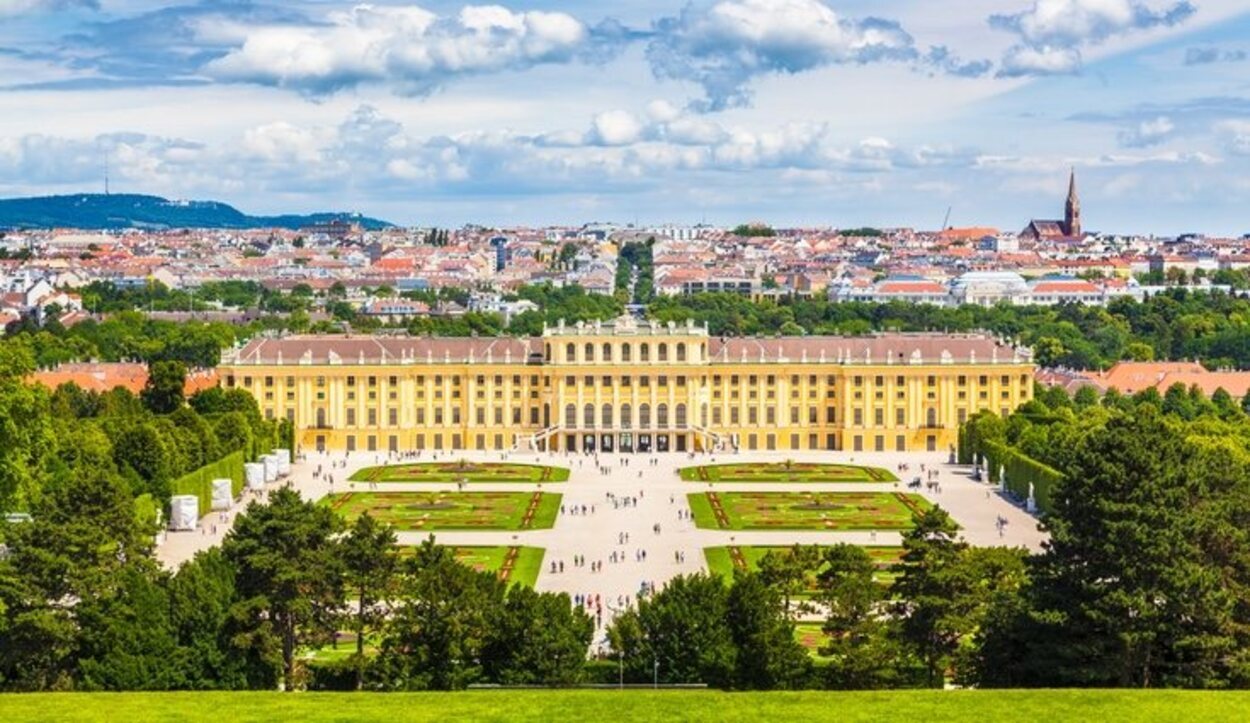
[1064,167,1081,238]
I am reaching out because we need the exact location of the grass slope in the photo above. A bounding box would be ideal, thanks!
[0,691,1246,722]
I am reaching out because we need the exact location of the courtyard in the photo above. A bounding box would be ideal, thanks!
[688,491,934,531]
[158,449,1048,639]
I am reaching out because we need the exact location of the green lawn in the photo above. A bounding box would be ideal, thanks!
[704,546,903,590]
[2,691,1247,722]
[680,462,897,483]
[323,491,562,531]
[350,462,569,484]
[398,546,546,587]
[688,492,932,531]
[795,623,832,661]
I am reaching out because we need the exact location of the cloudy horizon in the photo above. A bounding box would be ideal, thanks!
[1,0,1248,235]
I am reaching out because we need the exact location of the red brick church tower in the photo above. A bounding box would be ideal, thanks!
[1064,168,1081,238]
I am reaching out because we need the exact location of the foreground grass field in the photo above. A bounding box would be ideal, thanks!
[323,491,561,530]
[689,492,933,530]
[1,691,1246,722]
[350,462,569,484]
[680,462,898,483]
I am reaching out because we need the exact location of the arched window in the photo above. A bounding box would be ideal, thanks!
[676,403,687,428]
[621,403,632,429]
[926,408,937,428]
[602,404,613,427]
[543,403,551,427]
[545,343,551,361]
[622,344,632,362]
[640,403,651,428]
[658,343,669,362]
[585,343,595,363]
[676,343,686,362]
[584,403,595,428]
[566,343,576,362]
[700,403,708,427]
[603,343,613,362]
[640,343,650,362]
[316,408,326,428]
[657,403,669,428]
[565,404,577,428]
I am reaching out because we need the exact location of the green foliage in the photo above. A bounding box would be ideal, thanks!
[732,224,776,237]
[170,451,247,517]
[222,488,346,692]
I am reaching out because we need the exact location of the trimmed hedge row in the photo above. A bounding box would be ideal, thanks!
[170,450,247,517]
[981,439,1063,515]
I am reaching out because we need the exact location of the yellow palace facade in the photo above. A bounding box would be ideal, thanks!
[219,317,1034,455]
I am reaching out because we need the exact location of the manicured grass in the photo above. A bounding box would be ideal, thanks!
[679,462,897,484]
[350,462,569,484]
[795,623,832,661]
[400,546,546,587]
[687,492,933,531]
[509,546,546,588]
[323,491,562,531]
[2,691,1247,722]
[704,546,903,591]
[687,491,719,529]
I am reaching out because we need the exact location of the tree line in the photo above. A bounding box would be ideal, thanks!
[0,347,278,514]
[0,487,592,692]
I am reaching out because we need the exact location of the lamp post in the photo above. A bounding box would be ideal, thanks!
[618,650,624,690]
[653,657,659,689]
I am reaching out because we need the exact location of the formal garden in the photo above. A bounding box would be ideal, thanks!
[349,461,569,484]
[323,491,562,530]
[688,492,933,530]
[705,545,903,590]
[679,461,897,484]
[446,546,546,588]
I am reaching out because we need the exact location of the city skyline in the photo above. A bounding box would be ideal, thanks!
[2,1,1249,234]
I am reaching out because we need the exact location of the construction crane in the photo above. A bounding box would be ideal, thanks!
[941,206,952,231]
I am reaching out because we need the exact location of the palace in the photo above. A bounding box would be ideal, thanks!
[218,317,1034,455]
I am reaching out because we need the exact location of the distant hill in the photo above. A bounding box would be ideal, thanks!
[0,194,393,231]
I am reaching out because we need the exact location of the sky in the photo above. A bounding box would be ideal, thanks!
[0,0,1248,235]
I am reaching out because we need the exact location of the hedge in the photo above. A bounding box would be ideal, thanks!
[170,450,247,517]
[980,439,1063,515]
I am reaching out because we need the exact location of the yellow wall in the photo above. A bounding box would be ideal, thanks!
[221,330,1033,455]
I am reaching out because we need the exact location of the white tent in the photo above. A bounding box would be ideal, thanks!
[261,455,279,482]
[245,462,265,490]
[274,449,292,476]
[169,495,199,531]
[210,478,233,511]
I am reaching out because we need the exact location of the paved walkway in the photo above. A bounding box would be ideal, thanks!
[156,449,1047,646]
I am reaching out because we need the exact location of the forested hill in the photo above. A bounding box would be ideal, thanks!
[0,194,392,230]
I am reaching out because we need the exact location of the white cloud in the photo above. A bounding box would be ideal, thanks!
[647,0,918,110]
[589,110,646,146]
[1117,115,1175,147]
[0,0,95,17]
[991,0,1195,76]
[999,45,1082,76]
[206,4,592,96]
[1216,120,1250,156]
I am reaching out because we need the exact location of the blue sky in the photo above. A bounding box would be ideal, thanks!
[0,0,1248,234]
